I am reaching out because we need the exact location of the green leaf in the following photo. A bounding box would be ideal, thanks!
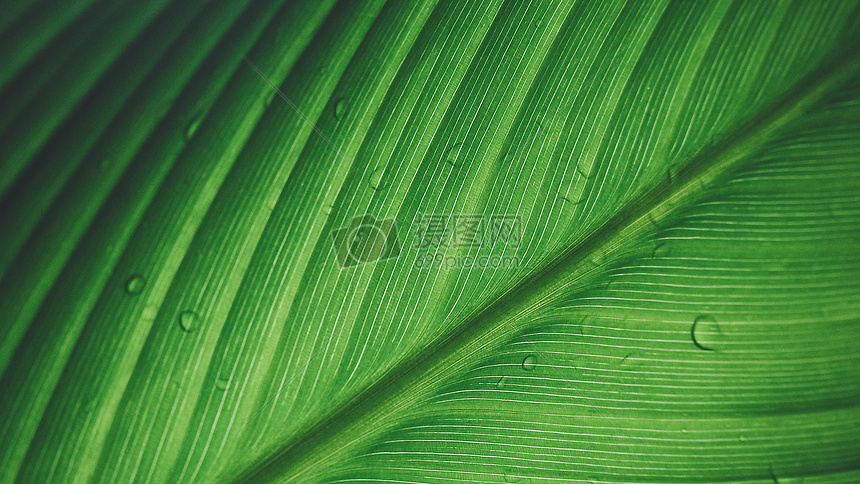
[1,1,859,483]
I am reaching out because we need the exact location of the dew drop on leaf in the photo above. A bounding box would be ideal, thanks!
[575,161,595,179]
[322,204,332,215]
[503,467,523,482]
[521,355,537,371]
[185,114,203,140]
[264,89,277,107]
[216,364,232,391]
[124,275,145,295]
[333,97,346,120]
[691,314,723,351]
[444,142,463,166]
[368,166,384,190]
[495,376,506,388]
[652,241,670,258]
[178,310,200,332]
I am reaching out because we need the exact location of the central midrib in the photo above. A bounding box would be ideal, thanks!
[225,45,860,484]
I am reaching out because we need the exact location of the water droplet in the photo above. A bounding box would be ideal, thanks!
[185,114,203,140]
[368,166,384,190]
[691,314,724,351]
[179,310,200,332]
[495,376,506,389]
[264,90,277,106]
[521,355,537,371]
[738,434,746,442]
[444,142,463,166]
[652,241,670,258]
[125,275,145,295]
[333,97,346,120]
[503,468,522,482]
[215,377,229,391]
[575,162,594,179]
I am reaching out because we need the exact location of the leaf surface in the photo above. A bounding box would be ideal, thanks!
[1,1,859,483]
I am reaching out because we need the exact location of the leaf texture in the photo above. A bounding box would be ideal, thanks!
[0,0,858,483]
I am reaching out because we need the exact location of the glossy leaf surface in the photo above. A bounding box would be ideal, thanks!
[1,1,859,483]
